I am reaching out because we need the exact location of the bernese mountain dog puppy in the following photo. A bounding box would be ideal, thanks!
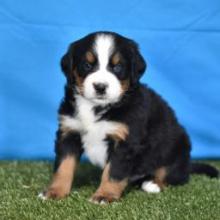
[39,31,219,203]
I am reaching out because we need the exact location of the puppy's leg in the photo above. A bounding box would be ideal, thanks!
[40,155,77,199]
[165,162,190,186]
[141,180,161,193]
[141,167,167,193]
[39,131,83,199]
[90,163,128,204]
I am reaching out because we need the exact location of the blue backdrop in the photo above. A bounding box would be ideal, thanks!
[0,0,220,159]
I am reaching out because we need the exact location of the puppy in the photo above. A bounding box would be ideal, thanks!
[39,31,219,203]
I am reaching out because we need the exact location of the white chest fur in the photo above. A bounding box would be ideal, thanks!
[60,96,122,168]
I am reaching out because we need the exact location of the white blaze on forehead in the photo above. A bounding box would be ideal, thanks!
[83,34,122,105]
[94,34,114,69]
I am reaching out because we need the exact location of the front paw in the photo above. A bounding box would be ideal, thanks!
[89,192,119,205]
[38,186,69,200]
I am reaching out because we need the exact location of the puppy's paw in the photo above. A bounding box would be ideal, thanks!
[38,192,47,200]
[141,181,161,193]
[89,192,119,205]
[38,186,69,200]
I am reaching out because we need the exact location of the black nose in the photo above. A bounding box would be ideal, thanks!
[93,83,108,95]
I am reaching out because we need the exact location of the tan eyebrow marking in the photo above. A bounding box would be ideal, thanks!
[111,53,121,65]
[85,51,96,63]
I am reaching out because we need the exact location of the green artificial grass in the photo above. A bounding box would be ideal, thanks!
[0,161,220,220]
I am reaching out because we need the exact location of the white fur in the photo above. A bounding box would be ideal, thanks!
[95,34,113,69]
[83,34,122,105]
[60,95,122,168]
[141,181,161,193]
[60,115,82,131]
[38,192,47,200]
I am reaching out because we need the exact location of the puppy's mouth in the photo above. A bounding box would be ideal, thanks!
[89,94,119,106]
[95,95,106,100]
[92,96,109,105]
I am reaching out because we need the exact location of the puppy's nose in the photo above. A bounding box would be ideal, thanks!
[93,83,108,95]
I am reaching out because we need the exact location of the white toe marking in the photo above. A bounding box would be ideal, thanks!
[100,200,107,205]
[141,181,161,193]
[88,197,107,205]
[38,192,47,200]
[89,198,99,204]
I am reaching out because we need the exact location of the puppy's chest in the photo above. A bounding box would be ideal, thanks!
[77,105,107,167]
[71,97,119,168]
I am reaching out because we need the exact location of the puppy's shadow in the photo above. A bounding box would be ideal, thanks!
[74,163,102,188]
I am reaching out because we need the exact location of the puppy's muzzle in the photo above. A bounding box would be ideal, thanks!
[93,83,109,96]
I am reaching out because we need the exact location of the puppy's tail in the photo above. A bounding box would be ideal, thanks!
[190,162,219,178]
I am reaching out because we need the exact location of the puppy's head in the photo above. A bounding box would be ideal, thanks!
[61,32,146,105]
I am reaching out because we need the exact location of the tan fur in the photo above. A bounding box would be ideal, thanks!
[59,115,75,138]
[111,53,120,65]
[107,123,129,142]
[85,51,95,63]
[44,156,77,199]
[121,79,130,94]
[91,163,127,203]
[73,70,84,94]
[154,167,167,189]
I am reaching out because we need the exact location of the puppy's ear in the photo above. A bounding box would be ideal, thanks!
[61,53,72,77]
[130,41,146,85]
[60,43,75,78]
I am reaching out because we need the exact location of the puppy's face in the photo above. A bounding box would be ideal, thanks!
[61,32,146,105]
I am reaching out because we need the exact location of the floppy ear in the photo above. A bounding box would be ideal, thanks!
[61,52,72,77]
[130,41,147,85]
[60,50,72,78]
[60,43,76,79]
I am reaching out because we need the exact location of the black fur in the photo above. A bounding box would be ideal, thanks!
[190,163,219,178]
[54,31,219,189]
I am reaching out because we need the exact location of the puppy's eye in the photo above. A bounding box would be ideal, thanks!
[83,62,93,71]
[113,64,122,73]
